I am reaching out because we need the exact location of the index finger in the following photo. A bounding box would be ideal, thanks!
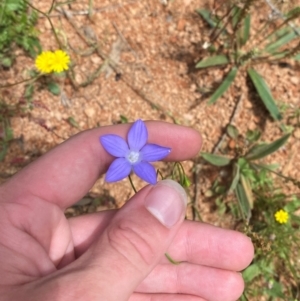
[1,121,202,208]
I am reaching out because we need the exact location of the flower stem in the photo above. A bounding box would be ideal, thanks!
[156,169,164,181]
[165,252,182,265]
[48,0,56,14]
[24,0,62,49]
[128,175,137,194]
[0,74,41,88]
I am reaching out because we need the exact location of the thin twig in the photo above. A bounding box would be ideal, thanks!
[24,0,62,48]
[38,1,138,18]
[0,74,42,89]
[212,93,243,154]
[264,0,300,37]
[88,0,93,20]
[112,21,139,59]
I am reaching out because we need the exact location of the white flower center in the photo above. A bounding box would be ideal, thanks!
[127,151,140,164]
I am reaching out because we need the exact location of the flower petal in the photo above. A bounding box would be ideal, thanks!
[127,119,148,151]
[100,135,129,157]
[140,144,171,162]
[105,158,132,182]
[133,161,157,185]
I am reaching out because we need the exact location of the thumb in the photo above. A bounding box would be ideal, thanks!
[88,179,187,301]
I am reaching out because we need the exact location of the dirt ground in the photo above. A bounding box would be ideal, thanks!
[1,0,300,227]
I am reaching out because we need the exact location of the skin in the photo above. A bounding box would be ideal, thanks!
[0,121,254,301]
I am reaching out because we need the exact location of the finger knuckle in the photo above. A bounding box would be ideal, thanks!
[106,219,157,269]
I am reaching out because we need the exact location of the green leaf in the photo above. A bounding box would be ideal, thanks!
[229,163,240,192]
[245,133,290,161]
[196,9,218,28]
[5,125,13,141]
[24,84,34,101]
[232,5,241,28]
[0,0,40,65]
[196,55,229,68]
[255,163,279,171]
[266,280,285,298]
[246,129,261,142]
[183,175,191,187]
[215,198,226,215]
[235,178,252,221]
[120,115,128,123]
[247,68,282,120]
[208,67,238,104]
[284,196,300,213]
[0,143,8,161]
[5,1,21,11]
[241,14,250,45]
[240,174,254,210]
[242,264,261,283]
[67,116,80,129]
[227,124,239,139]
[27,37,42,57]
[237,157,248,169]
[48,82,61,96]
[1,57,12,67]
[294,53,300,61]
[215,185,227,194]
[201,152,231,166]
[286,6,300,20]
[265,31,297,53]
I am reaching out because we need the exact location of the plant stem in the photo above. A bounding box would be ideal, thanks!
[264,0,300,37]
[48,0,56,14]
[165,252,182,265]
[0,74,41,88]
[128,175,137,194]
[24,0,62,48]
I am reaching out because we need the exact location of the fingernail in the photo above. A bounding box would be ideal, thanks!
[144,179,187,228]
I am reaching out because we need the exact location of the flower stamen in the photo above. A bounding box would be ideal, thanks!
[127,151,141,164]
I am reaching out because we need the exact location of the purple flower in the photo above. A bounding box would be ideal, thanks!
[100,120,171,185]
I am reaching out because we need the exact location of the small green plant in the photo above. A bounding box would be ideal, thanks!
[196,1,300,121]
[0,0,41,67]
[242,194,300,300]
[0,99,27,160]
[201,124,300,300]
[202,126,291,221]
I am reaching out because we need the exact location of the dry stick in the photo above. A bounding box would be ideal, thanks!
[210,5,236,45]
[112,21,139,59]
[39,1,138,17]
[212,93,243,154]
[88,0,94,20]
[60,8,176,122]
[255,0,300,54]
[111,22,153,79]
[264,0,300,37]
[57,8,106,89]
[0,74,42,89]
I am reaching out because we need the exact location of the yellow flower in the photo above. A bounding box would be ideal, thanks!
[274,209,289,224]
[51,50,70,73]
[35,51,55,74]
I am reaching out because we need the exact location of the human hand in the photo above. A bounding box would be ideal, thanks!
[0,121,253,301]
